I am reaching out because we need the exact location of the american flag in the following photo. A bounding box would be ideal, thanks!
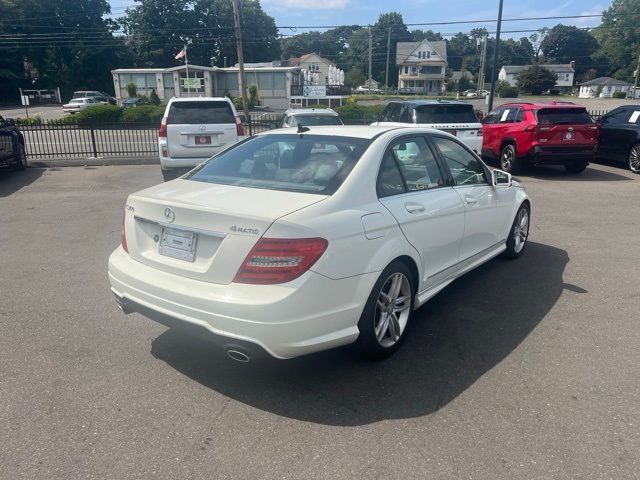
[175,47,186,60]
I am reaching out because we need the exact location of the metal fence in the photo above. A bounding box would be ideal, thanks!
[19,108,614,160]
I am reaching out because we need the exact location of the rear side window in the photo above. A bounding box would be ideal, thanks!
[168,101,235,124]
[537,108,593,125]
[415,104,478,124]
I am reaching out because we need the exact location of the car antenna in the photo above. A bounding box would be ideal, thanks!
[297,124,310,133]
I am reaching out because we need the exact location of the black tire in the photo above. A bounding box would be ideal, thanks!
[355,260,416,359]
[564,161,588,173]
[500,143,521,174]
[13,142,27,171]
[503,202,530,260]
[628,143,640,174]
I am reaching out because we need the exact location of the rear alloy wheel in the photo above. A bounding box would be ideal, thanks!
[500,144,520,174]
[564,161,588,173]
[356,261,415,359]
[13,142,27,171]
[628,143,640,174]
[504,203,530,259]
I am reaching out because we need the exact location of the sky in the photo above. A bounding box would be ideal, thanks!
[108,0,610,39]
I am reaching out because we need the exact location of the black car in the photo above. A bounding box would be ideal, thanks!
[0,116,27,171]
[597,105,640,173]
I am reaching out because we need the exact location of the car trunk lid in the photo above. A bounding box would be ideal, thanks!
[124,179,326,284]
[535,108,598,145]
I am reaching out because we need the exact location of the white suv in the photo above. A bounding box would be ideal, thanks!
[158,97,245,181]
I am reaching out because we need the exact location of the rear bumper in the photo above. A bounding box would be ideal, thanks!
[108,247,376,359]
[527,145,597,165]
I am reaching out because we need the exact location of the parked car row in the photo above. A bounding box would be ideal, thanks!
[62,90,117,114]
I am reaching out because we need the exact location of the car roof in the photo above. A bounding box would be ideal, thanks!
[388,99,473,107]
[259,125,449,139]
[168,96,231,103]
[284,108,339,116]
[499,101,586,109]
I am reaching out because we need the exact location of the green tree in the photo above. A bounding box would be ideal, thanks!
[344,67,365,87]
[457,75,472,92]
[516,65,558,94]
[125,82,137,98]
[370,12,412,86]
[540,24,599,75]
[410,29,443,42]
[592,0,640,80]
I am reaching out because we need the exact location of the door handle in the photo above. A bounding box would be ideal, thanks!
[404,202,426,214]
[464,195,478,205]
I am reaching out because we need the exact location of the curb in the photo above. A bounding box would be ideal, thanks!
[28,156,159,168]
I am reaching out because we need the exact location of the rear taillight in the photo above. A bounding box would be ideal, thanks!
[159,116,167,138]
[235,116,245,137]
[121,215,129,253]
[234,237,328,285]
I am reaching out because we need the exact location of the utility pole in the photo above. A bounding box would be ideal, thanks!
[385,27,391,91]
[232,0,250,128]
[633,51,640,100]
[368,26,373,90]
[488,0,504,112]
[478,33,488,93]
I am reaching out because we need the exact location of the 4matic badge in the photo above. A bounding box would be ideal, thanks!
[230,225,260,235]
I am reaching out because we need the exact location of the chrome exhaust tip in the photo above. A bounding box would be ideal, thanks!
[226,349,251,363]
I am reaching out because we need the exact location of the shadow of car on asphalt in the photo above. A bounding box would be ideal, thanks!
[150,241,581,426]
[518,163,633,182]
[0,167,44,197]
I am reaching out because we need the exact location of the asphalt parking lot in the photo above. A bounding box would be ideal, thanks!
[1,162,639,479]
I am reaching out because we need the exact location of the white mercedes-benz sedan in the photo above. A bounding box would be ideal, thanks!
[108,126,530,361]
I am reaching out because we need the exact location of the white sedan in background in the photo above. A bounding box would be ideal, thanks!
[62,97,101,114]
[108,126,530,361]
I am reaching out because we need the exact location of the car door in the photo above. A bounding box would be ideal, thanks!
[0,119,12,162]
[431,135,514,261]
[481,108,502,155]
[598,107,639,161]
[377,135,465,289]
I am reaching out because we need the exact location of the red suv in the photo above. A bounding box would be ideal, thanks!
[481,102,599,174]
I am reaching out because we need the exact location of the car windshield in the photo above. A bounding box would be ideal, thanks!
[537,108,593,125]
[168,101,235,124]
[415,104,478,123]
[186,134,372,195]
[290,115,342,126]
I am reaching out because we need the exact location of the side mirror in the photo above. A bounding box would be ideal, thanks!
[492,169,512,187]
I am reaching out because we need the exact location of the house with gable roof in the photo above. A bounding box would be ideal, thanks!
[396,40,447,94]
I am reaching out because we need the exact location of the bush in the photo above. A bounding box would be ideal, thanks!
[125,82,137,98]
[75,104,123,124]
[248,84,260,107]
[335,103,386,124]
[232,96,244,111]
[15,116,42,126]
[148,89,161,105]
[122,105,165,123]
[612,91,627,99]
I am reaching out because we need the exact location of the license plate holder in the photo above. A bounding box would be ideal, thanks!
[159,227,197,262]
[194,135,212,145]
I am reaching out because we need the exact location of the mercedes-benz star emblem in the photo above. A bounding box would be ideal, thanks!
[199,125,206,131]
[164,207,175,223]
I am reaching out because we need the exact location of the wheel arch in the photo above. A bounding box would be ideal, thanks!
[392,255,420,293]
[500,137,518,155]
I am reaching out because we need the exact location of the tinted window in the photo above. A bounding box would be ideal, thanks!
[387,103,402,122]
[168,101,235,124]
[391,137,445,191]
[377,153,406,197]
[289,115,342,127]
[415,104,478,123]
[187,134,371,195]
[483,110,502,125]
[537,108,593,125]
[432,136,487,186]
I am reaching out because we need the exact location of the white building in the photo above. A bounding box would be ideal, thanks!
[396,40,447,94]
[499,64,575,91]
[579,77,635,98]
[111,62,350,110]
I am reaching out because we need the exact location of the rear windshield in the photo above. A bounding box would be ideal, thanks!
[290,115,343,127]
[186,134,372,195]
[537,108,593,125]
[415,104,478,124]
[168,101,235,124]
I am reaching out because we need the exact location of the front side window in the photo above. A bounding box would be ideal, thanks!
[431,136,487,186]
[187,134,371,195]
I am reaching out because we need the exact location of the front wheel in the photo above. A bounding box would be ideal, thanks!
[564,161,588,173]
[503,203,530,259]
[500,144,520,174]
[628,143,640,173]
[356,261,415,359]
